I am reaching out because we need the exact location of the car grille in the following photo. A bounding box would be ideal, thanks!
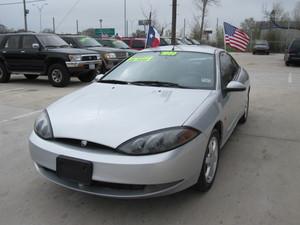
[115,52,128,59]
[82,55,98,61]
[55,138,114,151]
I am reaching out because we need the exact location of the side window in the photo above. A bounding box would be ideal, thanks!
[220,53,238,86]
[132,40,145,49]
[4,36,20,49]
[22,36,38,49]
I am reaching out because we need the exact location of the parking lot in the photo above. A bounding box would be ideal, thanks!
[0,53,300,225]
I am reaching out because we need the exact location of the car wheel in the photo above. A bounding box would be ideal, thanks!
[48,64,70,87]
[285,61,291,67]
[194,129,220,192]
[253,52,256,55]
[24,75,39,80]
[0,62,11,83]
[78,71,97,83]
[239,91,250,124]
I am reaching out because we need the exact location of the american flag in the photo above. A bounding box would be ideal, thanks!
[224,22,250,52]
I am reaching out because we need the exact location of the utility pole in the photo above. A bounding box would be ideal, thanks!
[124,0,127,36]
[171,0,177,45]
[23,0,28,31]
[76,19,79,34]
[52,17,55,33]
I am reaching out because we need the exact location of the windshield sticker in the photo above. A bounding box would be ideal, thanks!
[127,56,153,62]
[160,51,177,56]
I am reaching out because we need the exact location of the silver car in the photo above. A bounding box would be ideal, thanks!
[29,46,250,199]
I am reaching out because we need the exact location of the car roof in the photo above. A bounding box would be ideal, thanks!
[141,45,220,54]
[1,32,54,36]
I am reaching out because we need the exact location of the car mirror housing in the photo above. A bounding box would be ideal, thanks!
[94,74,105,82]
[225,81,247,92]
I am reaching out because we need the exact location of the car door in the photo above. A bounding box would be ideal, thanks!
[1,35,22,71]
[20,35,45,73]
[219,52,241,136]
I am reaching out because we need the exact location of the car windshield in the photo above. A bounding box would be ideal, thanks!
[76,37,102,47]
[255,40,268,46]
[102,51,216,90]
[112,40,130,49]
[38,35,69,48]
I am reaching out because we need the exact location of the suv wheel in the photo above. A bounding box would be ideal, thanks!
[78,71,97,83]
[48,64,70,87]
[0,62,11,83]
[24,75,39,80]
[194,129,220,192]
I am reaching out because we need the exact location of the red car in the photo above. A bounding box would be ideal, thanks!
[121,38,146,50]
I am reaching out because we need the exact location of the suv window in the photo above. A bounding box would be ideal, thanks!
[4,36,20,49]
[132,40,145,49]
[220,52,239,86]
[22,35,38,49]
[291,40,300,51]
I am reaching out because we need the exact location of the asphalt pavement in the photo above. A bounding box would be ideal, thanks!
[0,53,299,225]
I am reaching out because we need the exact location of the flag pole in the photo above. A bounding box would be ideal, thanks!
[145,11,152,48]
[223,22,227,51]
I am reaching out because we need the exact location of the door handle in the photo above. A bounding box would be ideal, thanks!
[2,51,7,53]
[20,50,25,53]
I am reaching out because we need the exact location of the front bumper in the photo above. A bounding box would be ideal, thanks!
[66,60,102,68]
[29,131,208,199]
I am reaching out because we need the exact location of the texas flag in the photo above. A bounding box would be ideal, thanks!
[146,26,161,48]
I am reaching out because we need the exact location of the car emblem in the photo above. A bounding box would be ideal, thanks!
[81,140,88,147]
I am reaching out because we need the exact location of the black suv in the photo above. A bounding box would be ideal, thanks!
[60,35,128,73]
[0,33,102,87]
[285,39,300,66]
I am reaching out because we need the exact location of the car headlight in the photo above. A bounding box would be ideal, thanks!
[104,53,117,59]
[69,55,82,61]
[117,127,200,155]
[34,110,53,140]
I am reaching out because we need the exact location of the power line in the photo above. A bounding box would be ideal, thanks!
[0,0,45,6]
[56,0,81,30]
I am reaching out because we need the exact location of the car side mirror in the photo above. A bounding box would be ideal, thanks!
[32,43,40,49]
[94,74,105,82]
[225,81,246,92]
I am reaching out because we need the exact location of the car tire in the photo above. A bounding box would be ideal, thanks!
[48,64,70,87]
[24,75,39,80]
[285,61,291,67]
[253,52,256,55]
[239,91,250,124]
[0,62,11,83]
[78,71,97,83]
[194,129,220,192]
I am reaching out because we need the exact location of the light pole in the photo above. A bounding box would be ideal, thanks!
[124,0,127,36]
[99,19,103,29]
[23,0,29,31]
[33,3,48,32]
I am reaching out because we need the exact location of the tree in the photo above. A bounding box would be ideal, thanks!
[194,0,219,40]
[240,18,260,45]
[293,1,300,28]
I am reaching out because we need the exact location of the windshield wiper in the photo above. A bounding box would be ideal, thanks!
[131,81,187,88]
[45,45,59,48]
[99,80,129,85]
[60,45,70,48]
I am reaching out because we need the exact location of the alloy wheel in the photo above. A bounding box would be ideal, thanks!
[204,136,219,184]
[51,69,63,83]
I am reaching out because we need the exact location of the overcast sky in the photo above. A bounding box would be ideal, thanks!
[0,0,299,35]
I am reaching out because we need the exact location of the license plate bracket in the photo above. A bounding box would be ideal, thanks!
[56,156,93,185]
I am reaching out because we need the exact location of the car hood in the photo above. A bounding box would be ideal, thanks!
[86,46,127,53]
[47,83,211,148]
[46,48,97,54]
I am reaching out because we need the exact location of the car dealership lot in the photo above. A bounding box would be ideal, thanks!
[0,54,300,225]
